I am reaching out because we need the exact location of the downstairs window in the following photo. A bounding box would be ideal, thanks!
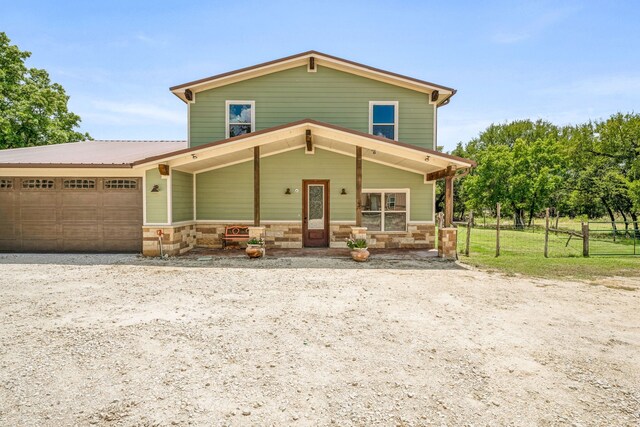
[361,191,408,232]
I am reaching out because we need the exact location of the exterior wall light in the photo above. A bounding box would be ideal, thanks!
[285,188,291,195]
[341,188,347,195]
[151,185,160,193]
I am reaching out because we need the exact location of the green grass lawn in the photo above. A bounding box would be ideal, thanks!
[454,226,640,279]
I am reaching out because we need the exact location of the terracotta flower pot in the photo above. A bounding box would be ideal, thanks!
[245,244,264,258]
[350,248,370,262]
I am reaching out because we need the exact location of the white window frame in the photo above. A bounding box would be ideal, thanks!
[225,100,255,139]
[369,101,399,141]
[361,188,410,232]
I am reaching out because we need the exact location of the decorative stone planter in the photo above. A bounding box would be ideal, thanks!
[245,244,265,258]
[350,247,370,262]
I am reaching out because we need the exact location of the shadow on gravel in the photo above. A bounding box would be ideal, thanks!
[0,250,467,271]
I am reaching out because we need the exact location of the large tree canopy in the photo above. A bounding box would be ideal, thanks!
[445,114,639,231]
[0,32,90,150]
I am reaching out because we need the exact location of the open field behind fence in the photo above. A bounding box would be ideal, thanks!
[454,209,638,258]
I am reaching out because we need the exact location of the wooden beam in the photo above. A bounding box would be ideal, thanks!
[254,146,260,226]
[444,174,454,227]
[309,56,315,70]
[184,89,193,101]
[355,146,362,226]
[305,129,313,152]
[425,165,456,182]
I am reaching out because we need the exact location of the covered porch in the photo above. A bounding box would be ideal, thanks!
[134,120,474,257]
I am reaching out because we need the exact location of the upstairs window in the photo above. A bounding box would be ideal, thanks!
[226,101,255,138]
[369,101,398,140]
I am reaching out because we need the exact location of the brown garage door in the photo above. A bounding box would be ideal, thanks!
[0,177,142,252]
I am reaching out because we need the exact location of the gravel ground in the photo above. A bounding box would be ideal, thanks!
[0,253,638,426]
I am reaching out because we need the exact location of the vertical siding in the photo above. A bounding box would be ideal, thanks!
[145,168,168,224]
[172,170,194,222]
[195,147,433,222]
[190,65,434,150]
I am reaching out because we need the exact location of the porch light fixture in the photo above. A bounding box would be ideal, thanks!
[341,188,347,195]
[191,154,198,159]
[285,188,291,195]
[151,185,160,193]
[424,156,431,162]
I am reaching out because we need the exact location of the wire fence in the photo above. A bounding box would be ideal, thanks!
[453,205,639,258]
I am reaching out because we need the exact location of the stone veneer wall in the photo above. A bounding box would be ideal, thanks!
[368,224,436,249]
[437,227,457,259]
[190,222,436,251]
[143,223,197,256]
[196,223,303,249]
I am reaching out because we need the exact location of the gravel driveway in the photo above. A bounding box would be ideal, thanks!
[0,253,638,426]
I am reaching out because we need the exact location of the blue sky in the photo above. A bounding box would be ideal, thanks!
[1,0,638,152]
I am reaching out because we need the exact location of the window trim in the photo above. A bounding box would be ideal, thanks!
[369,101,399,141]
[225,100,255,139]
[0,178,14,190]
[63,178,96,190]
[361,188,410,232]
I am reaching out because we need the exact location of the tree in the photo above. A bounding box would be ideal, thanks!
[0,32,90,150]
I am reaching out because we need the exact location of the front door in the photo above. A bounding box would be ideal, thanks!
[302,180,329,247]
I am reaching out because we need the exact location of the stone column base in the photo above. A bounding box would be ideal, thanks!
[143,223,197,257]
[438,227,457,259]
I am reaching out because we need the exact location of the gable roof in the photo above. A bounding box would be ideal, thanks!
[0,140,187,168]
[132,119,475,175]
[170,51,456,106]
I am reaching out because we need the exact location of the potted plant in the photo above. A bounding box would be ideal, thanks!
[346,237,370,262]
[245,237,265,258]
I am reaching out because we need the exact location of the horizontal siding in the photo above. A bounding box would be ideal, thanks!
[194,147,433,222]
[196,161,253,220]
[145,168,168,224]
[172,170,193,222]
[190,66,434,149]
[363,162,434,222]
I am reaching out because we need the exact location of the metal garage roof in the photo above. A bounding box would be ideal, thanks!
[0,140,188,167]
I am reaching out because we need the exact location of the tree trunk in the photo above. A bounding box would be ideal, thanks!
[512,204,525,229]
[631,212,640,237]
[602,198,617,233]
[619,210,629,237]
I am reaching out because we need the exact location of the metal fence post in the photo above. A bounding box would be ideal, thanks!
[496,203,501,257]
[544,208,549,258]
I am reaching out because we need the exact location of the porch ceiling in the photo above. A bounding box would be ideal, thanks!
[137,120,473,178]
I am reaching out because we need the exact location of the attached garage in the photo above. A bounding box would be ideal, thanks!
[0,177,142,252]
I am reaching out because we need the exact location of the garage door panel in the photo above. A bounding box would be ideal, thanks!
[1,176,142,253]
[61,207,99,221]
[19,192,57,206]
[62,223,99,238]
[103,192,140,206]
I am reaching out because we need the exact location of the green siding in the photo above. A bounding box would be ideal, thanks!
[196,161,253,220]
[190,65,435,150]
[195,148,433,222]
[172,170,194,222]
[363,162,434,222]
[145,168,168,224]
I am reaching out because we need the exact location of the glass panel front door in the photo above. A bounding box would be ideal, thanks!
[308,184,324,229]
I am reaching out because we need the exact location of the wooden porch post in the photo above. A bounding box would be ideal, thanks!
[355,146,362,226]
[254,146,260,226]
[444,174,454,227]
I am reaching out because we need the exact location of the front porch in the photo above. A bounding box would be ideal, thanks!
[137,120,473,259]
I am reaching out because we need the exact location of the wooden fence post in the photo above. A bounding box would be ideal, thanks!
[582,222,589,257]
[465,210,472,257]
[544,208,549,258]
[496,203,501,257]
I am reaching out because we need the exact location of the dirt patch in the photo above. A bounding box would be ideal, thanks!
[0,254,638,425]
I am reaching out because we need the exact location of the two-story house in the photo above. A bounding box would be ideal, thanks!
[0,51,474,255]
